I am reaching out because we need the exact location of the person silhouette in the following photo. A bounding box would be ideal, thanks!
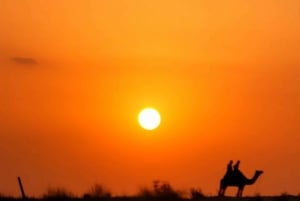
[223,160,233,180]
[227,160,233,172]
[233,160,246,180]
[233,160,240,171]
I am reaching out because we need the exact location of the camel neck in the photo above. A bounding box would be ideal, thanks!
[246,172,261,185]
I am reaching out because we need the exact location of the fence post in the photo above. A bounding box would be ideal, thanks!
[17,176,27,199]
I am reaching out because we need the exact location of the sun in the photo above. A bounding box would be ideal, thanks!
[138,108,161,130]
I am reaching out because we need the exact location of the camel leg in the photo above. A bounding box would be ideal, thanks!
[236,186,244,197]
[218,183,223,196]
[218,188,223,196]
[218,185,223,196]
[223,187,227,196]
[219,186,226,197]
[239,186,244,197]
[236,188,241,197]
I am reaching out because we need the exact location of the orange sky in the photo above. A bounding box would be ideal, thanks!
[1,0,300,197]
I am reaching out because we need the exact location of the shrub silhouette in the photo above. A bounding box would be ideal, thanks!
[253,193,263,201]
[275,193,294,201]
[0,193,14,200]
[83,184,111,199]
[43,187,74,199]
[138,186,155,198]
[190,188,205,199]
[138,180,182,200]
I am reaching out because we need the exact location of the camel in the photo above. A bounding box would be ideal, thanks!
[218,170,263,197]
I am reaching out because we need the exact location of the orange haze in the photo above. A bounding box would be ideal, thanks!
[1,0,300,197]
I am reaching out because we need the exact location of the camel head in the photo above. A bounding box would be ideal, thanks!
[255,170,264,176]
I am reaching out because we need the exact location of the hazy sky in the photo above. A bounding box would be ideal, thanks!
[1,0,300,197]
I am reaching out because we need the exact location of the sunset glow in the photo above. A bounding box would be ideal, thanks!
[138,108,161,130]
[0,0,300,198]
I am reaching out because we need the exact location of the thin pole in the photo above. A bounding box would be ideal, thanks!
[17,176,26,199]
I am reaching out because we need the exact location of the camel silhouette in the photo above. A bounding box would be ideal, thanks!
[218,161,263,197]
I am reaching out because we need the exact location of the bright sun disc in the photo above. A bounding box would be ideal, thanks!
[138,108,161,130]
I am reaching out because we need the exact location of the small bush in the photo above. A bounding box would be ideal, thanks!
[137,186,155,198]
[83,184,111,199]
[253,193,263,201]
[0,193,15,200]
[274,192,294,201]
[190,188,205,199]
[137,180,183,200]
[43,187,74,199]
